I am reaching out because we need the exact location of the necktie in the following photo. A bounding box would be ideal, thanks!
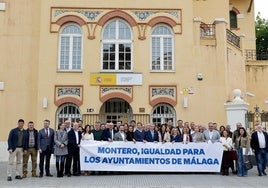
[46,128,48,137]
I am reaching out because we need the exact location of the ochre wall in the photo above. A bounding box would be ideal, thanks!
[0,0,254,141]
[0,0,41,140]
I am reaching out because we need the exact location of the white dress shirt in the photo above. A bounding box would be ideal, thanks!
[257,131,266,148]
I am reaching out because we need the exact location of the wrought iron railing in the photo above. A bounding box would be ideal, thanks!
[245,49,268,60]
[226,29,240,48]
[200,24,215,38]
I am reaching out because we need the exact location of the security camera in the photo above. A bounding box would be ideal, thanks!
[245,92,255,97]
[197,73,203,81]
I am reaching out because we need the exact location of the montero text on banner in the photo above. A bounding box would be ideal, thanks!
[80,141,223,172]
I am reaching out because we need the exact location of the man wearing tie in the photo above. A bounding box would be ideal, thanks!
[38,120,54,177]
[145,123,159,142]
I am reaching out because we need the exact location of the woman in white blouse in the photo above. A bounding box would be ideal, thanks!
[220,130,233,175]
[82,124,94,141]
[162,126,171,143]
[81,124,94,176]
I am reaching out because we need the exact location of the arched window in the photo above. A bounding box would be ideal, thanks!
[101,19,132,71]
[56,103,81,128]
[151,103,176,127]
[58,24,83,71]
[151,25,174,71]
[230,10,238,29]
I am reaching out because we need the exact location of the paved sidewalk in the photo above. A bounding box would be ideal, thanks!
[1,162,267,188]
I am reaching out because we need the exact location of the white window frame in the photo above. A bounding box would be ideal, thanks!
[150,25,174,72]
[101,19,133,72]
[58,24,83,71]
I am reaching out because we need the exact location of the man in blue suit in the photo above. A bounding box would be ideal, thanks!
[102,122,117,141]
[7,119,27,181]
[134,122,146,142]
[171,128,182,143]
[38,119,54,177]
[145,123,159,142]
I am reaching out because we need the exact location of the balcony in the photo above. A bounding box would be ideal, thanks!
[200,24,215,38]
[200,24,241,49]
[226,29,240,48]
[245,50,268,61]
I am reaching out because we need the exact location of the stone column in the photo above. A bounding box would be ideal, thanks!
[224,89,249,131]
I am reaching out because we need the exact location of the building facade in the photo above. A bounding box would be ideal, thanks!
[0,0,261,152]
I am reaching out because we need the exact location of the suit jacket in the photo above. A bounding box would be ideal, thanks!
[251,131,268,153]
[7,127,27,151]
[134,129,145,142]
[38,127,55,151]
[67,129,82,154]
[203,130,220,142]
[126,131,134,141]
[25,128,38,150]
[102,128,117,141]
[145,130,159,142]
[114,131,127,141]
[54,129,68,156]
[171,134,182,142]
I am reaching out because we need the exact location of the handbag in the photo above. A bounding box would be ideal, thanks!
[225,150,238,160]
[243,160,253,170]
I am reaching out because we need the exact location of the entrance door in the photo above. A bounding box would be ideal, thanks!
[151,103,176,126]
[100,99,132,124]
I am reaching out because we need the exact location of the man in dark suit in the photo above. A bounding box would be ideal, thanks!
[38,119,54,177]
[145,123,159,142]
[134,122,146,142]
[250,124,268,176]
[102,122,117,141]
[65,122,82,176]
[7,119,27,181]
[176,120,184,135]
[171,128,182,143]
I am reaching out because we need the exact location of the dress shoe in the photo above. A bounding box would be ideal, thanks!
[22,173,27,178]
[258,173,262,176]
[15,175,22,180]
[7,176,12,181]
[39,174,43,178]
[262,171,267,176]
[46,174,53,177]
[32,173,38,177]
[67,173,71,177]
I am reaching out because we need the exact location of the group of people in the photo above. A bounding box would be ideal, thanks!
[7,118,268,181]
[7,119,82,181]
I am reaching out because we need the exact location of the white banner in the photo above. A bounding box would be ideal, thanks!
[80,141,223,172]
